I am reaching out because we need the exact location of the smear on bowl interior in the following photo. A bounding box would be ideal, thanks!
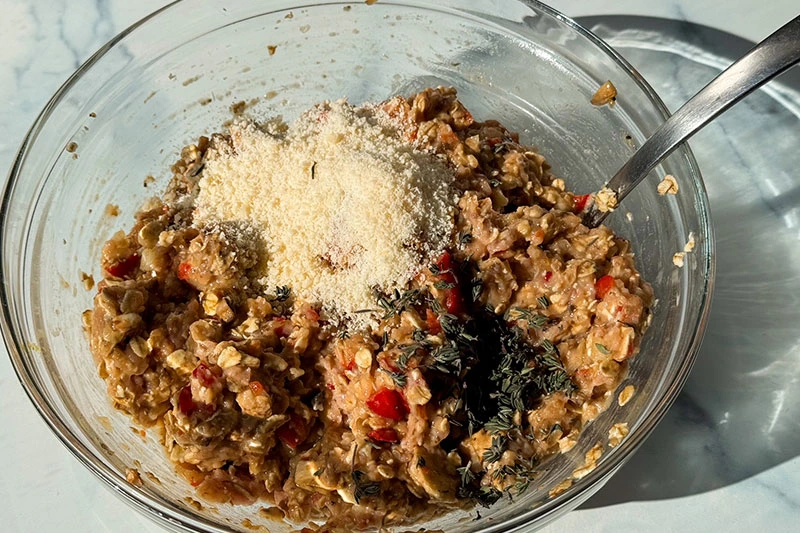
[84,87,653,529]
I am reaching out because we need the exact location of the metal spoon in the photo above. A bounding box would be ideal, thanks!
[582,14,800,228]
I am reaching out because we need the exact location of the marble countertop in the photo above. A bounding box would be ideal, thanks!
[2,1,799,531]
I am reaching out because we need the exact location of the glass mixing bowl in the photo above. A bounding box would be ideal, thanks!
[0,1,714,531]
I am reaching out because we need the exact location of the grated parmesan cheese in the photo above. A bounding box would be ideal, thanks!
[194,100,457,327]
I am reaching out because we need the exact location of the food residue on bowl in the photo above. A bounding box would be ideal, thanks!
[571,442,604,480]
[85,87,653,529]
[673,232,696,267]
[126,467,143,486]
[105,204,120,217]
[80,271,95,291]
[608,422,629,448]
[591,80,617,107]
[657,174,679,195]
[618,384,636,406]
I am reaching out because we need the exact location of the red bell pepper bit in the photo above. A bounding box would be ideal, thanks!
[249,381,265,395]
[192,363,217,388]
[425,309,442,335]
[435,251,454,278]
[106,253,140,279]
[595,275,615,299]
[177,261,192,281]
[573,194,591,213]
[277,413,308,450]
[444,288,465,315]
[434,252,465,315]
[368,428,399,443]
[272,317,293,338]
[544,270,553,282]
[367,388,409,421]
[178,385,196,416]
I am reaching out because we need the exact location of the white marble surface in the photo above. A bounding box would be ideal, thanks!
[1,1,799,532]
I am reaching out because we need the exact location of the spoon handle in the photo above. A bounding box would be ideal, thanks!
[583,14,800,228]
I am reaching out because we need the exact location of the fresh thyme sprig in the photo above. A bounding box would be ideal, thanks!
[273,285,291,302]
[267,285,292,314]
[482,435,508,464]
[375,288,422,320]
[505,307,548,329]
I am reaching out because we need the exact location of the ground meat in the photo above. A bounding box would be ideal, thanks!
[86,87,652,530]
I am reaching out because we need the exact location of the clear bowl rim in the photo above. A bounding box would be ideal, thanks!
[0,1,716,531]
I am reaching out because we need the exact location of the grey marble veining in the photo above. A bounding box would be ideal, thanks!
[1,1,799,532]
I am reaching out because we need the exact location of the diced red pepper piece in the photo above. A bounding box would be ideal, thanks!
[367,388,409,421]
[444,288,464,315]
[573,194,591,213]
[435,251,453,277]
[192,363,216,388]
[326,383,335,391]
[544,271,553,282]
[425,309,442,335]
[106,253,140,278]
[273,317,293,338]
[277,413,308,450]
[487,137,503,147]
[368,428,399,443]
[346,359,357,371]
[177,261,192,281]
[178,385,196,416]
[434,252,465,315]
[595,275,615,299]
[249,381,265,395]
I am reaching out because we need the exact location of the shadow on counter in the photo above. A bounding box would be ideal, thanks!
[573,15,800,508]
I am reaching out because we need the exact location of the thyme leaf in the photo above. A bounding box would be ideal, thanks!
[375,288,422,320]
[482,435,508,464]
[595,343,611,355]
[505,307,548,329]
[380,368,407,388]
[457,462,476,486]
[273,285,291,302]
[351,470,380,504]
